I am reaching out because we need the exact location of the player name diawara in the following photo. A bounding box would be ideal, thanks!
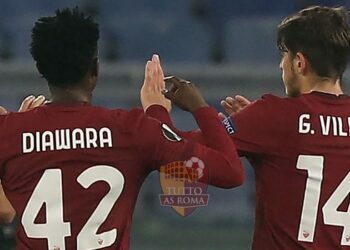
[22,127,113,153]
[299,114,350,136]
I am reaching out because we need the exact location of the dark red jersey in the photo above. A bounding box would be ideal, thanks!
[147,91,350,250]
[0,103,243,250]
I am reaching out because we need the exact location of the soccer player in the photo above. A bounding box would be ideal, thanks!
[0,8,244,249]
[145,6,350,250]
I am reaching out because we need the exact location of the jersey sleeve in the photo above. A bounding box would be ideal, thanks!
[145,105,205,144]
[125,107,244,188]
[146,95,285,158]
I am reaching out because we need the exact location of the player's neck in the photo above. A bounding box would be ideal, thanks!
[302,76,344,96]
[49,86,92,104]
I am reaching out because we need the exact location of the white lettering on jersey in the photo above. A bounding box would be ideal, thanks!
[22,127,113,153]
[320,115,331,136]
[299,114,311,134]
[298,114,350,137]
[319,115,348,137]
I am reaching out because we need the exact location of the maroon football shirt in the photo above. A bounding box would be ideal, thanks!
[0,103,242,250]
[147,91,350,250]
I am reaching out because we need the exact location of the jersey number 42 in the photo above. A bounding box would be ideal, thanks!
[21,165,125,250]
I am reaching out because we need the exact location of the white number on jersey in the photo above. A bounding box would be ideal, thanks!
[297,155,350,246]
[22,165,125,250]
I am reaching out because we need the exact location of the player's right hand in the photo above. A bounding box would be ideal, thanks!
[140,54,172,112]
[220,95,251,117]
[18,95,46,112]
[163,76,209,113]
[0,95,46,115]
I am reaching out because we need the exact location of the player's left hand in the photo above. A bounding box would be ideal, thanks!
[220,95,251,117]
[140,54,172,112]
[163,76,209,113]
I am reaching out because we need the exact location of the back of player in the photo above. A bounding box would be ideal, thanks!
[232,92,350,250]
[0,104,155,250]
[0,100,243,250]
[0,8,245,249]
[144,5,350,250]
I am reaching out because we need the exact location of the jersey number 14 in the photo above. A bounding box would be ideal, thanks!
[297,155,350,246]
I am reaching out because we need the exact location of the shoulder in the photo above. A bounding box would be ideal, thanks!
[243,94,301,117]
[109,107,160,133]
[0,111,29,127]
[232,94,299,133]
[109,107,146,124]
[255,94,292,106]
[237,94,289,116]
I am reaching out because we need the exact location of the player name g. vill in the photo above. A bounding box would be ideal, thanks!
[22,127,113,153]
[299,114,350,136]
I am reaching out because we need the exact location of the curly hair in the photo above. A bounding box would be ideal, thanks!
[30,7,99,86]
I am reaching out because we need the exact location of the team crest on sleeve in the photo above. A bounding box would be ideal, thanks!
[221,116,236,135]
[161,124,182,142]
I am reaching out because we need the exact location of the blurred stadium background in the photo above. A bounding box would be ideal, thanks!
[0,0,350,249]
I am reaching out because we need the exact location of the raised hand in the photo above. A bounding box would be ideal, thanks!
[163,76,208,113]
[140,54,171,112]
[18,95,46,112]
[0,95,46,115]
[220,95,251,117]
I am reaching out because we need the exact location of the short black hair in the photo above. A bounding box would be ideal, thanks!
[30,7,99,87]
[277,6,350,79]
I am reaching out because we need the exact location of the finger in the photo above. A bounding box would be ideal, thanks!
[220,100,233,109]
[169,83,178,93]
[163,76,175,81]
[153,54,163,91]
[18,95,35,112]
[225,96,235,106]
[218,112,226,121]
[164,76,181,89]
[164,76,187,89]
[226,96,246,112]
[0,106,8,115]
[164,75,188,83]
[220,100,235,116]
[30,95,46,109]
[144,60,152,86]
[225,97,241,112]
[162,89,187,111]
[155,55,166,90]
[156,55,165,79]
[235,95,251,105]
[162,89,176,101]
[151,55,159,87]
